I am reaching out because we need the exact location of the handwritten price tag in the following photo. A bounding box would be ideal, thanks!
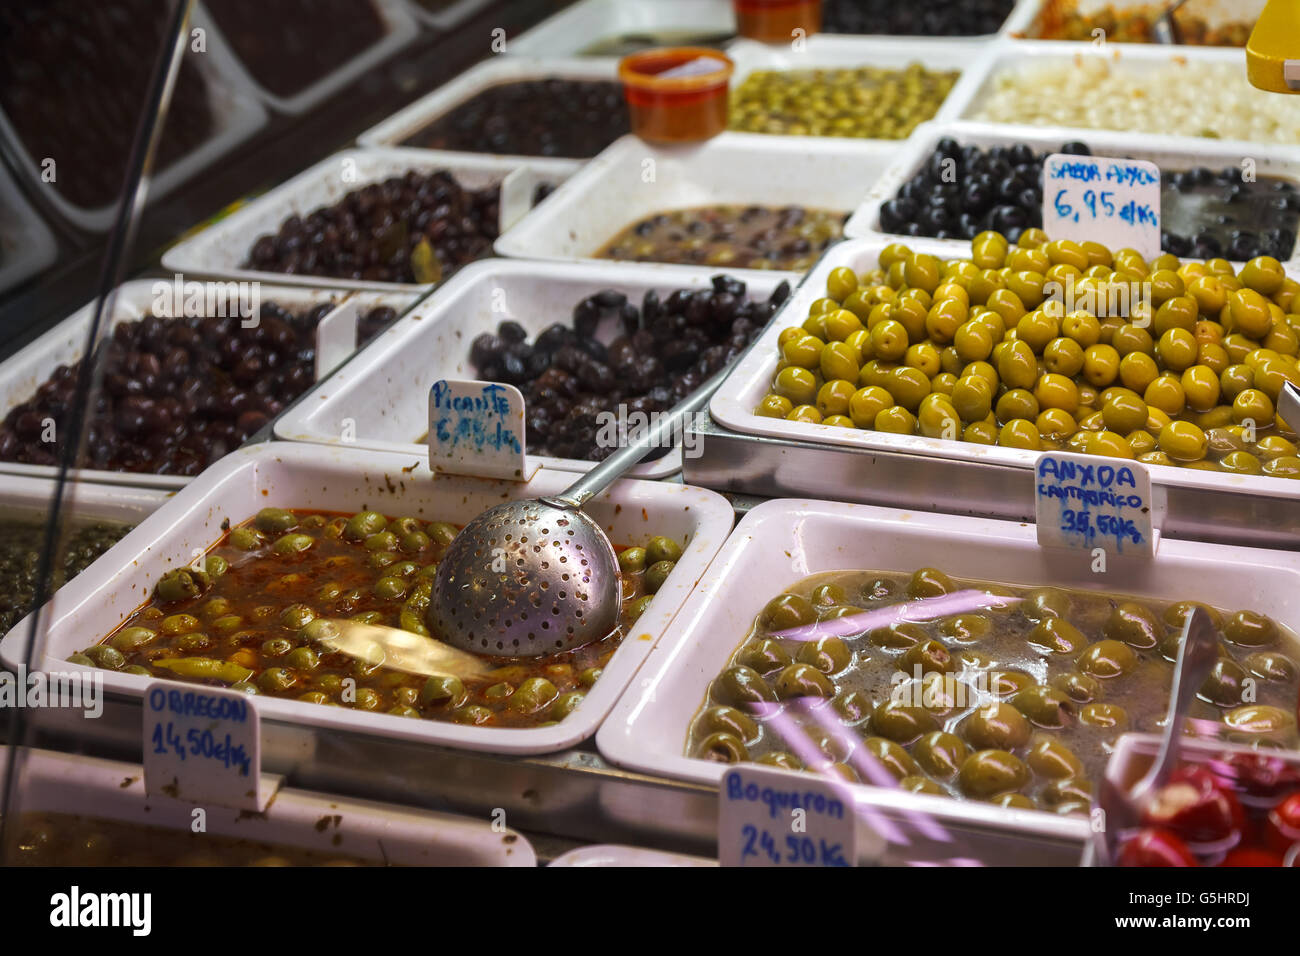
[427,379,539,481]
[1043,154,1161,261]
[1035,452,1157,557]
[718,765,856,867]
[143,683,270,811]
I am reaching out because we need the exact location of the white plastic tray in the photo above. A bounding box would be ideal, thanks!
[493,132,897,266]
[710,236,1300,503]
[507,0,736,57]
[1,747,534,865]
[358,55,615,169]
[161,147,574,291]
[0,12,267,234]
[275,258,793,478]
[957,40,1300,150]
[1004,0,1266,41]
[549,844,715,866]
[723,36,989,145]
[0,162,57,295]
[0,279,415,490]
[844,119,1300,264]
[596,497,1300,846]
[194,0,419,116]
[1,473,170,526]
[0,441,735,756]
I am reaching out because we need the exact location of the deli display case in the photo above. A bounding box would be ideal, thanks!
[1,0,1297,902]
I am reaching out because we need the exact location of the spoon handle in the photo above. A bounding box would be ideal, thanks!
[546,364,731,509]
[1139,606,1221,793]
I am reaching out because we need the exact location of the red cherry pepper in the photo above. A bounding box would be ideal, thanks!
[1220,847,1285,867]
[1141,766,1246,844]
[1265,791,1300,858]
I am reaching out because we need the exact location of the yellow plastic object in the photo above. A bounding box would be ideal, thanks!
[1247,0,1300,92]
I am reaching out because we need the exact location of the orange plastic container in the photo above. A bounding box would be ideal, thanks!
[734,0,822,42]
[618,48,735,144]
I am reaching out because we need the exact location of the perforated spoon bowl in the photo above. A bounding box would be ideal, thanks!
[427,366,727,658]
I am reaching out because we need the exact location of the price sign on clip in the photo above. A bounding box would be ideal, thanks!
[1043,154,1161,261]
[1035,452,1156,557]
[428,379,539,481]
[143,682,270,811]
[718,765,857,867]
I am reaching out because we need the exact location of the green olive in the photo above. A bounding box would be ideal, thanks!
[738,638,793,675]
[1079,702,1128,729]
[229,527,266,551]
[1050,671,1100,704]
[1245,651,1297,683]
[900,775,948,796]
[1223,609,1279,647]
[871,700,939,743]
[644,560,675,594]
[285,647,319,671]
[508,677,559,714]
[175,632,212,653]
[939,614,991,643]
[991,792,1037,810]
[861,737,919,781]
[773,662,835,700]
[254,507,298,534]
[796,636,852,675]
[1076,639,1139,678]
[1024,588,1071,621]
[761,594,817,630]
[700,705,760,744]
[958,749,1030,798]
[452,704,492,725]
[372,576,408,601]
[257,667,297,693]
[1199,658,1250,707]
[618,547,647,573]
[899,639,956,675]
[261,637,294,658]
[420,675,466,708]
[962,702,1031,750]
[696,732,747,763]
[756,752,802,770]
[277,603,314,630]
[1011,686,1070,728]
[869,622,927,649]
[714,665,777,707]
[154,567,210,603]
[364,531,399,553]
[1027,618,1088,654]
[84,645,125,670]
[1026,738,1085,779]
[1040,777,1092,808]
[908,567,955,598]
[646,536,682,564]
[913,731,969,779]
[344,511,387,541]
[578,667,602,688]
[832,690,873,725]
[160,613,201,635]
[1163,601,1224,631]
[109,626,157,651]
[1104,602,1162,649]
[205,555,229,577]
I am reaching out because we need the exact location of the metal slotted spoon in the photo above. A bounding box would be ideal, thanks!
[427,365,728,658]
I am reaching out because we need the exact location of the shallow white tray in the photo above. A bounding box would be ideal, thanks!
[0,279,415,490]
[494,132,898,266]
[596,497,1300,850]
[1004,0,1266,40]
[194,0,419,117]
[161,147,574,291]
[957,39,1300,150]
[1,473,170,525]
[0,162,57,295]
[710,235,1300,503]
[507,0,736,57]
[274,257,794,479]
[2,747,534,865]
[0,11,267,234]
[0,441,735,756]
[358,55,615,170]
[844,119,1300,265]
[723,35,989,146]
[548,844,715,866]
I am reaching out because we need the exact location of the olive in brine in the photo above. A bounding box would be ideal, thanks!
[1245,651,1297,683]
[991,792,1037,810]
[1026,738,1085,780]
[1041,777,1093,808]
[1104,602,1162,649]
[1076,639,1138,678]
[1027,618,1088,654]
[700,705,760,744]
[832,690,872,725]
[756,751,801,770]
[697,733,748,763]
[1223,610,1279,648]
[901,775,948,796]
[1223,705,1294,737]
[958,750,1030,798]
[870,622,927,649]
[908,567,955,598]
[962,702,1031,750]
[646,536,682,565]
[344,511,387,541]
[810,582,847,606]
[1024,588,1071,621]
[1079,702,1128,729]
[1011,686,1070,728]
[714,665,777,707]
[796,636,852,675]
[1199,659,1250,707]
[861,737,919,781]
[1051,671,1100,704]
[760,594,816,631]
[420,675,467,708]
[913,731,969,779]
[773,663,835,700]
[899,639,956,675]
[1162,601,1223,631]
[939,614,991,643]
[254,508,298,534]
[871,700,939,743]
[155,568,211,603]
[738,638,792,675]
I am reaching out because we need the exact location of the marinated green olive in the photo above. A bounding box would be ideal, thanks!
[958,750,1030,798]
